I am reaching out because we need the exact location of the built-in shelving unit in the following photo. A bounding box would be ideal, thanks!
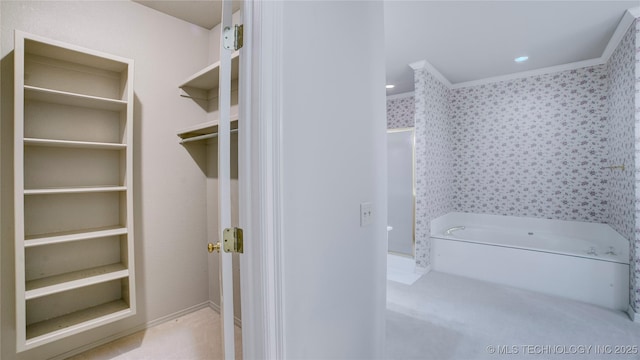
[177,52,239,143]
[14,31,135,352]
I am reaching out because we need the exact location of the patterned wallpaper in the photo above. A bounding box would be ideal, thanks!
[607,23,635,243]
[386,96,415,129]
[606,22,637,312]
[632,18,640,314]
[449,66,609,222]
[413,68,452,269]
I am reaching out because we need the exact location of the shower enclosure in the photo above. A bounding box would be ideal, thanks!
[387,128,415,256]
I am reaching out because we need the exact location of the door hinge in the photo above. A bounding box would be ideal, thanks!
[223,24,243,51]
[223,227,243,253]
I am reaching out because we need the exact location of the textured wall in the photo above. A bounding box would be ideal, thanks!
[386,96,414,129]
[413,68,452,269]
[449,66,609,222]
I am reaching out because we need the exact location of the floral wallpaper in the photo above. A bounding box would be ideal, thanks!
[449,66,609,222]
[413,68,452,270]
[633,18,640,314]
[386,96,415,129]
[607,21,637,313]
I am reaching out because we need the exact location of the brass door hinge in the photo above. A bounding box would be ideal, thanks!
[223,227,243,253]
[223,24,243,51]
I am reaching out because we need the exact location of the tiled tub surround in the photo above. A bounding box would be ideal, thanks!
[431,212,630,310]
[406,18,640,314]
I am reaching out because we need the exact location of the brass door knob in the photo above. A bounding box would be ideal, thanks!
[207,242,221,253]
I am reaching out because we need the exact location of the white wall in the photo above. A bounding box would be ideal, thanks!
[1,2,213,358]
[279,1,387,358]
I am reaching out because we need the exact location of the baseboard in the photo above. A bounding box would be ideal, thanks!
[208,300,243,327]
[49,301,212,360]
[627,305,640,323]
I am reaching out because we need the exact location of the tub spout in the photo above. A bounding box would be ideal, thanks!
[444,226,465,235]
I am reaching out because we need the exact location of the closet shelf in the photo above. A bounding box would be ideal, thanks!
[179,51,239,95]
[25,85,127,111]
[176,118,239,143]
[25,263,128,300]
[26,299,131,343]
[24,186,127,195]
[24,226,128,248]
[24,138,127,150]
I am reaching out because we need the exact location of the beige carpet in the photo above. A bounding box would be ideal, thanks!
[68,307,242,360]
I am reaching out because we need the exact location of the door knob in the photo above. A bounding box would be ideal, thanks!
[208,242,221,253]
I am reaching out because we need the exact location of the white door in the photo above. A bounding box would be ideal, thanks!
[218,1,239,359]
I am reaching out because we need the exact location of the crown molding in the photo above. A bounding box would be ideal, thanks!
[409,59,451,88]
[408,60,426,70]
[386,91,415,100]
[600,8,638,64]
[449,58,605,89]
[412,7,639,90]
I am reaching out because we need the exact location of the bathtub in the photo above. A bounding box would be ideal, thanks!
[430,212,630,310]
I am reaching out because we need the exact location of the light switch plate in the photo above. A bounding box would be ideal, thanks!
[360,202,373,227]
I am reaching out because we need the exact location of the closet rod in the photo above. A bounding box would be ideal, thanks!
[180,128,239,144]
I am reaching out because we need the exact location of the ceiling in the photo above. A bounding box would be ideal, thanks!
[384,1,639,95]
[135,1,639,96]
[133,0,241,29]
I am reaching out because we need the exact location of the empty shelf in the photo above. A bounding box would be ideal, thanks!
[25,226,127,247]
[25,85,127,111]
[179,51,240,92]
[26,299,131,342]
[177,118,239,142]
[24,138,126,150]
[26,263,128,300]
[24,186,126,195]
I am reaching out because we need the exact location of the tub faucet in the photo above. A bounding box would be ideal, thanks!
[444,226,465,235]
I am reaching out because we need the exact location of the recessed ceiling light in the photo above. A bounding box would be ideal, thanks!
[514,56,529,63]
[386,84,395,89]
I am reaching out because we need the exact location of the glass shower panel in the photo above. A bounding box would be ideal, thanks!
[387,129,415,256]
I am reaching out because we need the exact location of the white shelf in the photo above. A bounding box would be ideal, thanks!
[25,263,128,300]
[26,300,131,343]
[24,226,128,248]
[24,186,126,195]
[179,51,239,92]
[177,118,239,143]
[24,138,126,150]
[25,85,127,111]
[15,31,136,351]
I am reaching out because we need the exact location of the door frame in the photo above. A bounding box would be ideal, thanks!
[238,1,286,358]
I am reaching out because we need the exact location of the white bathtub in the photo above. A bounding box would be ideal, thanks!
[430,212,630,310]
